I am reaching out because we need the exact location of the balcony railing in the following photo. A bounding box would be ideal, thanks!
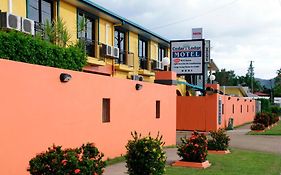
[139,57,148,70]
[115,50,134,67]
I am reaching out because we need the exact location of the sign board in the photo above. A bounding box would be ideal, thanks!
[205,40,210,62]
[192,28,203,39]
[218,96,222,125]
[171,39,205,75]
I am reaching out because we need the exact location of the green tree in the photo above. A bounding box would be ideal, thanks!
[215,69,238,86]
[237,62,262,92]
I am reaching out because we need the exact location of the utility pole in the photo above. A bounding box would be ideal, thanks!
[249,61,254,93]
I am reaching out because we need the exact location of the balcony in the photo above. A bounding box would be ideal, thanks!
[151,60,164,71]
[114,51,134,72]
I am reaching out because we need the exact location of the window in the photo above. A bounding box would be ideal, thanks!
[158,46,166,62]
[114,28,126,64]
[240,105,243,113]
[78,11,96,57]
[247,105,249,112]
[28,0,53,24]
[139,38,148,69]
[222,104,224,115]
[156,100,160,119]
[102,98,110,123]
[232,104,235,114]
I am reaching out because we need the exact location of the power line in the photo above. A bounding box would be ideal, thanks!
[150,0,239,30]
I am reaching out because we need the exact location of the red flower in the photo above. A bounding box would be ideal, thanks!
[74,169,80,174]
[61,159,67,166]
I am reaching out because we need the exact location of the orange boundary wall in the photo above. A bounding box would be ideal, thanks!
[177,85,255,131]
[0,59,176,175]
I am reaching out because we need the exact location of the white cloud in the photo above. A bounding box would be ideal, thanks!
[93,0,281,79]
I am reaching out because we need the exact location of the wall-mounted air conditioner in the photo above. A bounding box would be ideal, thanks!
[112,47,119,58]
[131,75,144,81]
[0,12,21,31]
[101,44,113,58]
[21,17,35,35]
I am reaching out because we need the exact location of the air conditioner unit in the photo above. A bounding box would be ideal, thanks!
[112,47,119,58]
[0,12,21,31]
[131,75,144,81]
[21,17,35,35]
[101,44,112,58]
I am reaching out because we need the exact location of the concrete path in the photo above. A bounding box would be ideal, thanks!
[104,124,281,174]
[227,124,281,155]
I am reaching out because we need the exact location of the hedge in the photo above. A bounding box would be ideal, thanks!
[0,31,87,71]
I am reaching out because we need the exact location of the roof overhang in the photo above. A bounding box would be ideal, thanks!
[64,0,170,47]
[208,59,219,71]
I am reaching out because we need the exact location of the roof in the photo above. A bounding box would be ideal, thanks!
[222,86,248,97]
[65,0,170,47]
[208,59,219,71]
[254,92,270,96]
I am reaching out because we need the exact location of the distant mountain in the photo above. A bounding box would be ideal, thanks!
[256,78,275,89]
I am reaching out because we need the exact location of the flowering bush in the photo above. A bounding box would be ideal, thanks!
[208,129,230,151]
[125,131,166,175]
[177,131,208,163]
[27,143,105,175]
[251,123,265,131]
[254,112,270,127]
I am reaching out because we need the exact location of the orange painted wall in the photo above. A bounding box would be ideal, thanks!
[177,92,255,131]
[220,95,255,128]
[0,59,176,175]
[177,94,218,131]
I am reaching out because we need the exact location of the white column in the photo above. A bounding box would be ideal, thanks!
[8,0,13,13]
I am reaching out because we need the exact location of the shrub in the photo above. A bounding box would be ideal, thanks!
[257,99,271,112]
[27,143,105,175]
[177,131,208,163]
[125,131,166,175]
[254,112,270,127]
[0,31,87,71]
[207,129,230,151]
[251,123,265,131]
[271,106,281,116]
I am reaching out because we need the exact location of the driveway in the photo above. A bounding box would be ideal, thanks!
[227,124,281,154]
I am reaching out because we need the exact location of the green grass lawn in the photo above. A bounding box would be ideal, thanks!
[249,121,281,136]
[165,149,281,175]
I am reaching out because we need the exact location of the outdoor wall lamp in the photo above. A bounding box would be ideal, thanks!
[244,99,247,102]
[228,97,231,100]
[237,98,240,101]
[135,83,143,90]
[250,100,252,102]
[60,73,72,83]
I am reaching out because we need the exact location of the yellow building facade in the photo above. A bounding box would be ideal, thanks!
[0,0,170,83]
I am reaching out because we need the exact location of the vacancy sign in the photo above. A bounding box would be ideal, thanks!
[171,40,204,75]
[192,28,203,39]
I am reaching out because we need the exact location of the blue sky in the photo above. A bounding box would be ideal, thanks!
[93,0,281,79]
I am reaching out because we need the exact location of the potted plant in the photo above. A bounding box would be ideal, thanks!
[173,131,211,169]
[125,131,166,175]
[250,123,265,132]
[208,129,231,154]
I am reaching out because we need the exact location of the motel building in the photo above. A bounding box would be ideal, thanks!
[0,1,256,174]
